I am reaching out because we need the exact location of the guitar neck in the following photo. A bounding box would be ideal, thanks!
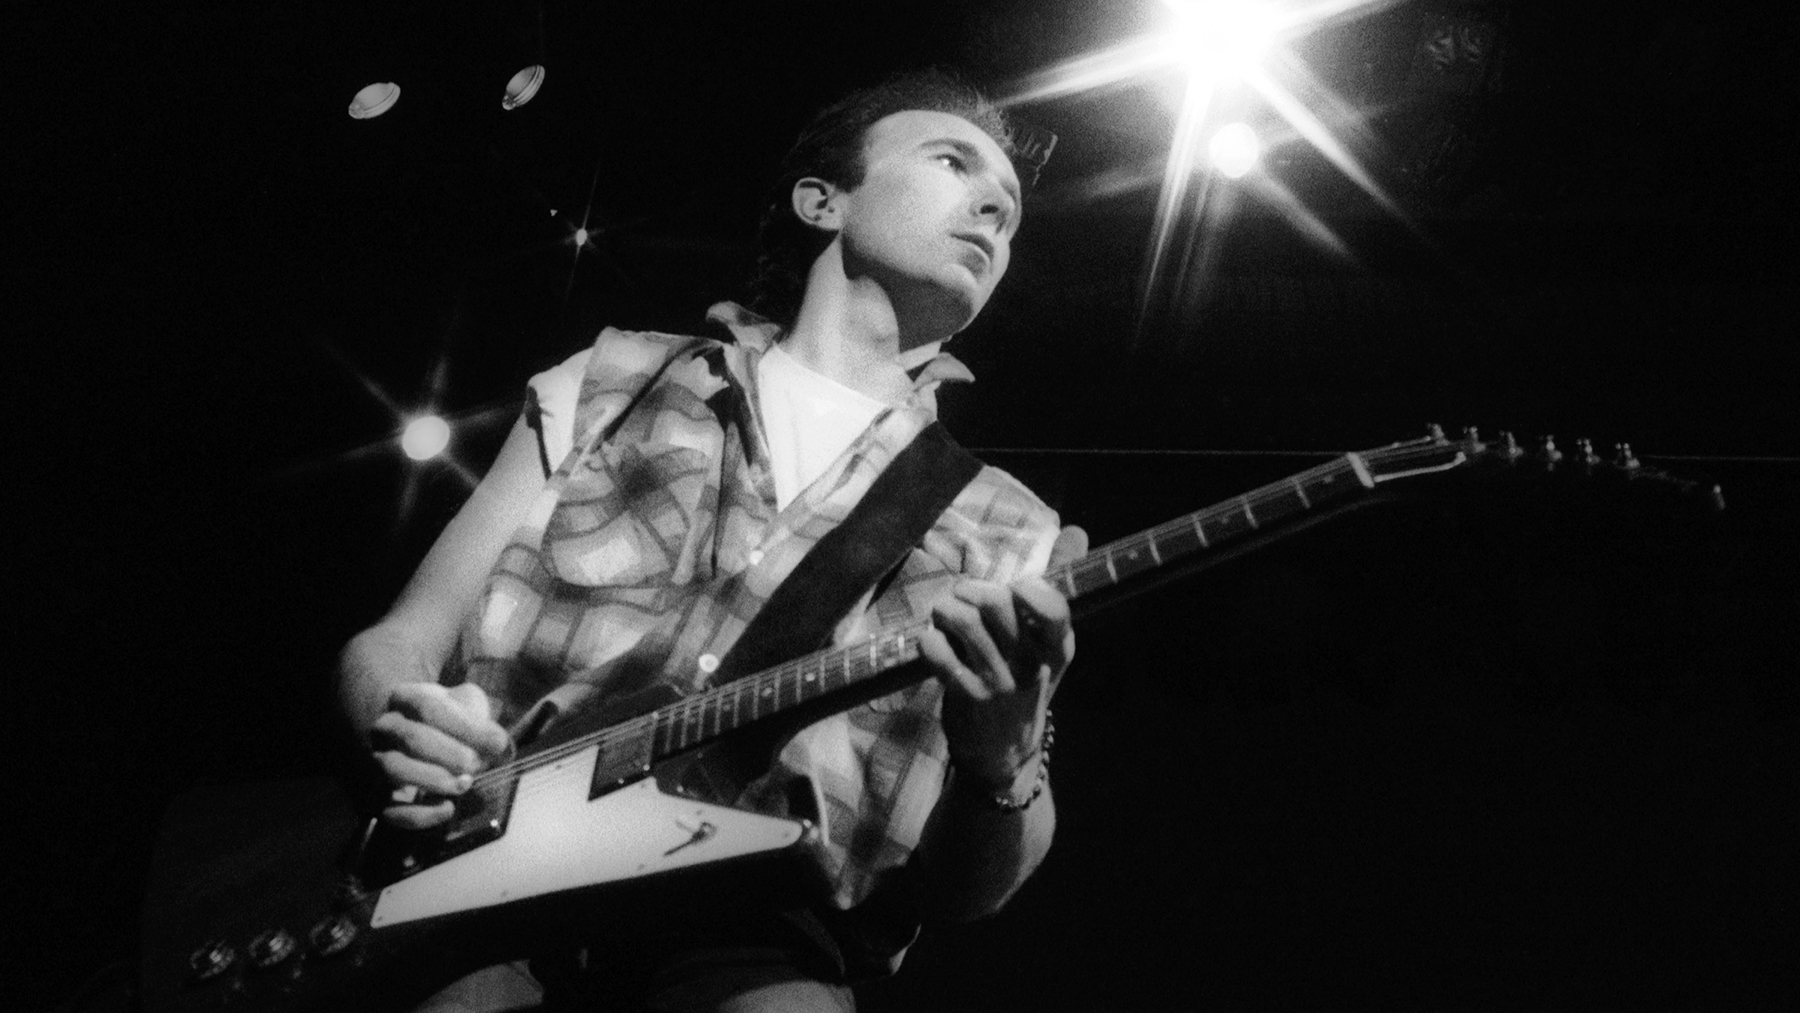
[1046,451,1377,615]
[640,450,1386,762]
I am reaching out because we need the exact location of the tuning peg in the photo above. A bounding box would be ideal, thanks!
[1613,442,1640,471]
[1575,437,1601,469]
[1497,430,1524,461]
[1539,434,1563,465]
[1461,426,1485,453]
[1427,423,1447,444]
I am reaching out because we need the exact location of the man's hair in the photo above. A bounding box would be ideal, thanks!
[748,68,1014,327]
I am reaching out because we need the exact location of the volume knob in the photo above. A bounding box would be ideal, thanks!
[188,939,237,981]
[248,928,300,969]
[309,912,361,957]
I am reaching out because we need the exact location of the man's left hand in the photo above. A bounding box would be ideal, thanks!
[919,526,1086,786]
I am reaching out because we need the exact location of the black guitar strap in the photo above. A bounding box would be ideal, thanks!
[715,420,984,683]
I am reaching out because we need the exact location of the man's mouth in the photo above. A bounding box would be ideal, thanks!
[954,233,994,272]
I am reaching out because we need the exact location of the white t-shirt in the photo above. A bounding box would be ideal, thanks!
[756,343,889,509]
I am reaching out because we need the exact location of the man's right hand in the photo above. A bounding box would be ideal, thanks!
[369,682,513,829]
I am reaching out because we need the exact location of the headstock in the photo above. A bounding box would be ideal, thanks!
[1362,425,1724,511]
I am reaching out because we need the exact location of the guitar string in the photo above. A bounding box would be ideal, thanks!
[429,443,1459,823]
[428,438,1689,828]
[440,452,1386,815]
[446,635,931,820]
[451,453,1382,817]
[452,621,935,814]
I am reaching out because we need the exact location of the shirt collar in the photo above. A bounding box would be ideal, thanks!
[704,301,976,396]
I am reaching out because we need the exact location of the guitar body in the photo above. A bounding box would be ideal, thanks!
[140,758,815,1013]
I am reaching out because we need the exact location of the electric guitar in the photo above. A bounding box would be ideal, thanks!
[138,427,1719,1012]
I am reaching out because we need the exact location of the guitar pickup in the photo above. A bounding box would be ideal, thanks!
[404,775,518,872]
[589,727,655,800]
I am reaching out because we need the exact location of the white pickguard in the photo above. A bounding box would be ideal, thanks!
[370,744,808,927]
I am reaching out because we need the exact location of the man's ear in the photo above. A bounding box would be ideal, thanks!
[790,177,842,233]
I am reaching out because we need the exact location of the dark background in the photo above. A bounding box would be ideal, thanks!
[15,0,1798,1008]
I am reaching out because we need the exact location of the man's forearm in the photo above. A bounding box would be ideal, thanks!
[911,764,1056,924]
[337,622,442,736]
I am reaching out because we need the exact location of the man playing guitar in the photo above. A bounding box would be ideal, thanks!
[337,69,1087,1011]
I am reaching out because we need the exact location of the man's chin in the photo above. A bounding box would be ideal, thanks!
[897,282,985,341]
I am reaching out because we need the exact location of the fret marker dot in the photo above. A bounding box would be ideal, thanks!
[697,654,719,674]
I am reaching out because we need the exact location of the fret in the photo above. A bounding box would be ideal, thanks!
[1153,516,1205,559]
[1103,548,1119,583]
[653,711,672,756]
[1147,535,1162,566]
[682,703,701,749]
[1297,462,1359,506]
[1290,475,1310,508]
[1109,538,1158,581]
[1246,484,1308,525]
[1056,565,1078,599]
[1199,504,1247,543]
[1191,512,1209,548]
[1241,496,1259,530]
[1069,555,1116,596]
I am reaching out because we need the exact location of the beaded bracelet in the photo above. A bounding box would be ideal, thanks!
[969,710,1054,813]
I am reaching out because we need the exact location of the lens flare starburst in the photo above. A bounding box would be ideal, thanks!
[1003,0,1411,340]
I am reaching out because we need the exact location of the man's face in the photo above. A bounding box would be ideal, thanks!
[831,109,1023,338]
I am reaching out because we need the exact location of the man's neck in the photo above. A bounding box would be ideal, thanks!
[781,248,944,405]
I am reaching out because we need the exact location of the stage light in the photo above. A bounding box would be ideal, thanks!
[347,82,401,120]
[401,415,451,461]
[1159,0,1275,83]
[573,226,589,246]
[502,64,545,110]
[497,2,548,110]
[1209,122,1261,177]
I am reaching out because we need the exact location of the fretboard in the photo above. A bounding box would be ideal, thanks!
[1046,452,1372,607]
[641,451,1377,761]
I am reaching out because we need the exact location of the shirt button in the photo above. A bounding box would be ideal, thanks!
[747,549,765,566]
[697,653,720,674]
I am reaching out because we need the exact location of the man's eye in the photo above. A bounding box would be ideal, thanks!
[935,153,966,170]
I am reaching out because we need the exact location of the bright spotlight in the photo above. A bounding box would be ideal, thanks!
[573,227,589,246]
[502,65,545,110]
[348,82,401,120]
[1159,0,1275,82]
[401,415,451,461]
[1208,122,1261,177]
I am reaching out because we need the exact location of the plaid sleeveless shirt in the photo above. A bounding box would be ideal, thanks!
[448,303,1061,921]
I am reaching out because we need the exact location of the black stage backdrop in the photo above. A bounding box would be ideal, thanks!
[15,1,1797,1009]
